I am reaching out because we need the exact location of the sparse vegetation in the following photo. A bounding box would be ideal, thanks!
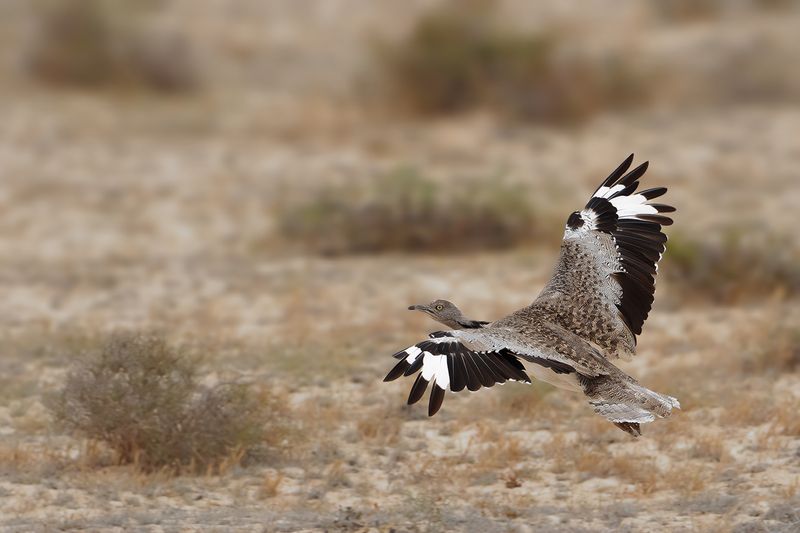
[650,0,725,22]
[1,0,800,529]
[371,0,650,123]
[737,322,800,375]
[49,332,277,473]
[664,230,800,303]
[25,0,199,92]
[277,166,537,255]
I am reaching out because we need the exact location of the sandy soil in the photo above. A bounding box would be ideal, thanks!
[0,1,799,532]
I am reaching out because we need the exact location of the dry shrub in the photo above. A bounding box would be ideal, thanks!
[371,0,649,123]
[542,433,575,474]
[651,0,793,22]
[260,471,284,499]
[738,324,800,375]
[752,0,795,10]
[666,463,708,495]
[719,393,774,427]
[690,434,730,463]
[772,400,800,436]
[650,0,724,22]
[543,435,662,493]
[25,0,199,92]
[49,332,278,473]
[0,444,68,480]
[664,230,800,304]
[325,460,350,489]
[356,404,403,446]
[277,166,537,255]
[475,434,525,471]
[612,456,660,495]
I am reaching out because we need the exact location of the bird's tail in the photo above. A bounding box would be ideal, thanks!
[586,378,680,437]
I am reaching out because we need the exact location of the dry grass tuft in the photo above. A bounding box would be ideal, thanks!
[277,166,538,255]
[690,433,730,463]
[356,404,404,446]
[325,460,350,489]
[665,463,708,495]
[25,0,199,92]
[49,332,279,473]
[738,323,800,375]
[719,393,774,428]
[543,435,665,494]
[650,0,724,22]
[652,0,794,22]
[259,471,284,499]
[475,434,525,471]
[664,230,800,303]
[370,0,650,123]
[772,400,800,436]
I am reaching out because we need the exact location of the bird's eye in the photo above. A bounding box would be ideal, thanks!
[435,304,444,311]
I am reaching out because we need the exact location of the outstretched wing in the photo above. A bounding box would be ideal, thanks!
[383,325,611,416]
[383,326,679,433]
[532,155,674,359]
[383,331,531,416]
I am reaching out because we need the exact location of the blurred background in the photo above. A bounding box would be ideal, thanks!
[0,0,798,530]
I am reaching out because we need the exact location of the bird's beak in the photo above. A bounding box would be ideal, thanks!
[408,304,430,313]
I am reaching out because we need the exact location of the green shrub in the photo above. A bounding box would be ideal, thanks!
[372,0,648,123]
[277,166,538,255]
[49,332,275,473]
[26,0,199,92]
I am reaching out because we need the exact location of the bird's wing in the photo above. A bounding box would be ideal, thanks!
[530,154,674,359]
[383,331,532,417]
[383,325,612,416]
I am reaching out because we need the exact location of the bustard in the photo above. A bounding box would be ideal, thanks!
[384,155,679,436]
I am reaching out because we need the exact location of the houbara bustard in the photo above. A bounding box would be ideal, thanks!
[384,155,679,436]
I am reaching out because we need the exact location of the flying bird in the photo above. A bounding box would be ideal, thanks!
[383,155,679,436]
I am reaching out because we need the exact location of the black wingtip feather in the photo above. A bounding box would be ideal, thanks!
[618,161,649,187]
[636,214,673,226]
[407,374,428,405]
[428,385,445,416]
[403,356,424,377]
[639,187,667,200]
[384,360,409,382]
[451,353,467,392]
[596,154,635,192]
[650,203,676,213]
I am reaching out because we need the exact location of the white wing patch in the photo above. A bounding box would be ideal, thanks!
[384,332,532,416]
[421,352,450,390]
[595,184,626,199]
[609,194,658,219]
[404,346,422,364]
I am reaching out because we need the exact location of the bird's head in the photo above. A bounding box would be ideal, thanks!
[408,299,487,329]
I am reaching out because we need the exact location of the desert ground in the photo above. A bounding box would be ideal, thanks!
[0,1,798,532]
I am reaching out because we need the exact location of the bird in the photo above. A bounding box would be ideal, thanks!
[383,154,679,436]
[407,300,489,330]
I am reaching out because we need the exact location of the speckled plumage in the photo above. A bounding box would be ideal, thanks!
[384,155,679,436]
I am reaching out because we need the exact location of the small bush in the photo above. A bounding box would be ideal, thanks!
[664,230,800,303]
[650,0,724,22]
[371,0,649,123]
[277,166,537,255]
[25,0,199,92]
[49,332,274,473]
[738,323,800,375]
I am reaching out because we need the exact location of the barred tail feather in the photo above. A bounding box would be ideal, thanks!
[588,380,680,436]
